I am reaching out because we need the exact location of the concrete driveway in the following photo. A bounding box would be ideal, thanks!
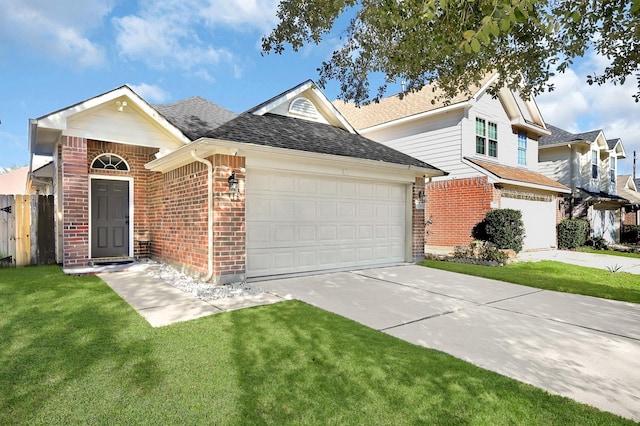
[258,265,640,421]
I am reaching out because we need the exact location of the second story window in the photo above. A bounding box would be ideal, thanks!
[610,157,616,183]
[476,118,498,158]
[591,150,598,179]
[518,133,527,165]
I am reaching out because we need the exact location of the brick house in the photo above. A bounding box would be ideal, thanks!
[538,125,628,243]
[335,74,570,251]
[28,81,444,283]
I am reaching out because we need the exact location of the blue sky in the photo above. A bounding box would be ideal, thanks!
[1,0,639,175]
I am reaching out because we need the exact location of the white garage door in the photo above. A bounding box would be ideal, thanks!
[246,170,407,278]
[501,197,556,250]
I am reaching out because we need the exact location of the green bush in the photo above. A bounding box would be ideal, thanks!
[471,209,525,253]
[621,225,640,244]
[453,240,508,265]
[557,219,589,249]
[585,236,609,250]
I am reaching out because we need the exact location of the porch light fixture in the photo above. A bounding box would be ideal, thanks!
[228,171,239,195]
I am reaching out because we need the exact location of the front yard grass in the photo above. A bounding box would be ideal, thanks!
[422,259,640,304]
[1,265,634,425]
[577,246,640,259]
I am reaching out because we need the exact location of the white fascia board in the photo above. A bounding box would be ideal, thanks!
[250,81,314,116]
[309,86,357,133]
[510,118,552,136]
[472,73,500,101]
[36,86,190,145]
[359,101,470,135]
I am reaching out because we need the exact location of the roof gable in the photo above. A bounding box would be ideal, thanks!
[247,80,356,132]
[30,85,190,157]
[334,74,548,136]
[540,124,625,158]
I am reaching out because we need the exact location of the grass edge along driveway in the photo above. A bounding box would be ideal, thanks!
[1,265,634,425]
[422,259,640,304]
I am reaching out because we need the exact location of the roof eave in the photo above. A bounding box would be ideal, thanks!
[146,137,446,178]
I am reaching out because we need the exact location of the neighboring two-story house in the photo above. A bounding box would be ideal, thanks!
[618,175,640,226]
[335,74,570,251]
[538,125,627,243]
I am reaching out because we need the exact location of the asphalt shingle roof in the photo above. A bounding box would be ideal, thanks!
[203,113,444,171]
[154,96,238,141]
[540,124,604,147]
[466,158,569,191]
[334,74,495,130]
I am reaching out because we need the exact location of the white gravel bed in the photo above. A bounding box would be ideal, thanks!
[143,261,265,301]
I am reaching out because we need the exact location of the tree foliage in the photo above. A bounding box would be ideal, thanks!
[262,0,640,104]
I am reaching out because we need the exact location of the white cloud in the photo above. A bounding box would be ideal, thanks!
[113,1,234,73]
[0,0,111,68]
[128,83,170,103]
[200,0,280,32]
[537,51,640,175]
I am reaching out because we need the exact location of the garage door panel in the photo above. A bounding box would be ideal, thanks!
[247,172,407,277]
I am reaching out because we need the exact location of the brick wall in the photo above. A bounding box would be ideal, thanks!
[152,154,246,284]
[61,136,89,267]
[87,140,159,259]
[60,138,159,268]
[412,175,426,262]
[425,176,499,248]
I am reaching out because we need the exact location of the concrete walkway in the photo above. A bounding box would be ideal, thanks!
[258,265,640,421]
[98,265,283,327]
[516,249,640,274]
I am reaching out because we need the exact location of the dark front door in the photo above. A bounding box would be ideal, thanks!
[91,179,130,258]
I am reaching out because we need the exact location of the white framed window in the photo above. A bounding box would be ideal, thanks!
[591,150,598,179]
[517,133,527,165]
[476,117,497,158]
[610,156,616,183]
[91,154,130,171]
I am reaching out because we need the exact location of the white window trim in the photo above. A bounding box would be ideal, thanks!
[91,153,131,171]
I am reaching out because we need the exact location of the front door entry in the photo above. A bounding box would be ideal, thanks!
[91,179,130,258]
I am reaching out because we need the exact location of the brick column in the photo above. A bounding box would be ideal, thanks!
[412,175,426,262]
[61,136,89,267]
[212,154,246,284]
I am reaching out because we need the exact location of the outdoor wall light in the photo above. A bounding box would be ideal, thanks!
[116,100,128,111]
[228,171,239,195]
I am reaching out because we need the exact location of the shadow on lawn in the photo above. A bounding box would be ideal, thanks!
[0,266,163,422]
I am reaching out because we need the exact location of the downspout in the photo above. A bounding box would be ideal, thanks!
[191,150,214,282]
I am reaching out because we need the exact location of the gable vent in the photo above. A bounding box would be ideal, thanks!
[289,97,319,119]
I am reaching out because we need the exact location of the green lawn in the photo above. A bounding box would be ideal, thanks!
[422,259,640,303]
[577,247,640,259]
[1,266,633,425]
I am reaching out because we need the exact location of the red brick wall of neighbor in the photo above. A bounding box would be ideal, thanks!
[623,208,638,226]
[425,176,498,247]
[412,176,426,262]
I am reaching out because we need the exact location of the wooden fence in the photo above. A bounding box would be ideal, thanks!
[0,195,55,267]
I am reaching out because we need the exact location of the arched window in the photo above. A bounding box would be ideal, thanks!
[91,154,130,171]
[288,97,319,119]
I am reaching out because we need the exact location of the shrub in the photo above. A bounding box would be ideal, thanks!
[557,219,589,249]
[585,236,609,250]
[621,225,640,244]
[471,209,525,253]
[453,240,508,265]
